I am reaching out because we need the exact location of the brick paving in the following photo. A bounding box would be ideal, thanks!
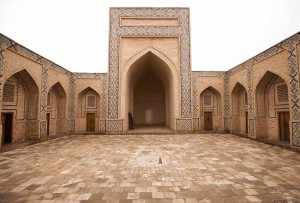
[0,134,300,202]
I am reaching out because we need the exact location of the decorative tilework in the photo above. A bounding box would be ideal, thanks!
[40,66,48,137]
[292,122,300,146]
[248,119,255,135]
[247,64,255,136]
[192,74,198,118]
[108,8,192,123]
[67,74,75,132]
[192,71,225,77]
[193,118,199,131]
[176,119,192,131]
[223,73,230,131]
[107,120,123,132]
[73,73,104,79]
[100,74,107,132]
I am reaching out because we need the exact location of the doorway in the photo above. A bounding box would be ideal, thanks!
[204,112,213,131]
[1,113,13,144]
[245,111,248,134]
[46,113,50,135]
[86,113,95,132]
[278,112,290,142]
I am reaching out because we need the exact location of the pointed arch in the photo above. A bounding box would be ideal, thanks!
[200,86,222,132]
[121,47,179,131]
[255,71,290,141]
[231,82,248,134]
[76,86,100,133]
[1,69,39,145]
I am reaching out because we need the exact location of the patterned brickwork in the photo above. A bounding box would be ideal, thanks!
[193,118,199,131]
[67,73,75,132]
[223,73,230,131]
[176,119,192,131]
[107,120,123,132]
[73,73,104,79]
[40,66,48,137]
[100,75,107,132]
[247,64,255,136]
[192,74,198,118]
[108,8,192,127]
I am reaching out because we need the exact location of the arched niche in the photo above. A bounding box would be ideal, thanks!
[46,82,67,136]
[121,48,179,131]
[1,69,39,144]
[76,87,100,132]
[231,82,248,134]
[200,86,222,132]
[255,71,290,141]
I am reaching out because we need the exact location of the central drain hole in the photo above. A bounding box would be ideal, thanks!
[137,156,163,165]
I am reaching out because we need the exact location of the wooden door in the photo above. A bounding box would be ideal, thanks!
[279,112,290,142]
[245,111,248,134]
[2,113,13,144]
[204,112,213,131]
[86,113,95,132]
[46,113,50,135]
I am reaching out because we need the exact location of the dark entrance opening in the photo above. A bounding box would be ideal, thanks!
[1,113,13,144]
[46,113,50,136]
[245,111,249,134]
[204,112,213,131]
[86,113,95,132]
[278,112,290,142]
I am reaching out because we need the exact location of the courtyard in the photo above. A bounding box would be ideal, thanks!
[0,134,299,202]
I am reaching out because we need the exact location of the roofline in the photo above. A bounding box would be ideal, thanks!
[0,32,71,73]
[227,30,300,72]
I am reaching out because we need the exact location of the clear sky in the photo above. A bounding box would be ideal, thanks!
[0,0,300,73]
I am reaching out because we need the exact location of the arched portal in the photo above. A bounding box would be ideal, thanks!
[124,50,176,131]
[231,82,248,134]
[77,87,100,133]
[46,82,67,136]
[1,69,39,145]
[255,71,290,142]
[200,86,222,132]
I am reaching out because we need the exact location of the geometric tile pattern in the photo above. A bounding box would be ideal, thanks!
[108,8,192,126]
[107,120,123,132]
[223,73,230,131]
[100,75,107,132]
[247,64,255,136]
[292,122,300,146]
[192,118,199,131]
[67,74,75,132]
[40,66,48,137]
[176,119,192,131]
[192,74,198,118]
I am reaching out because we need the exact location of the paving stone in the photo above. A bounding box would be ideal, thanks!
[0,134,299,202]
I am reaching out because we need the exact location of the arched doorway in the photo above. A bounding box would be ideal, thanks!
[1,69,39,145]
[46,82,67,136]
[200,86,222,132]
[255,71,290,142]
[125,51,175,131]
[231,82,248,134]
[77,87,100,133]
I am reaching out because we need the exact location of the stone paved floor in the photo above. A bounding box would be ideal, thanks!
[0,134,300,203]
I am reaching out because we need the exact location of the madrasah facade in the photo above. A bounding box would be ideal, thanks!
[0,8,300,151]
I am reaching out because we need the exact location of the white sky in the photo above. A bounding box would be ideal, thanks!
[0,0,300,73]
